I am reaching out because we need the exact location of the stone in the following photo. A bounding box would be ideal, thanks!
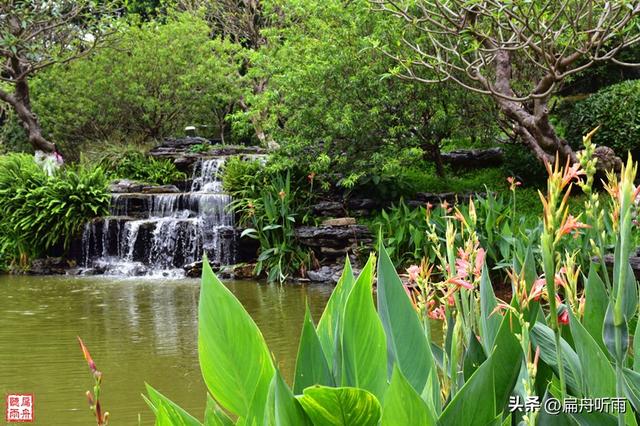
[184,260,203,278]
[321,217,356,226]
[312,201,344,217]
[108,179,144,193]
[593,146,623,173]
[441,147,504,168]
[233,263,256,279]
[141,184,181,194]
[29,257,71,275]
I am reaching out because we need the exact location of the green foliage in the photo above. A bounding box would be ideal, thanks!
[29,12,243,155]
[502,142,550,187]
[221,156,265,199]
[237,173,311,282]
[102,149,186,185]
[143,152,640,424]
[0,154,109,269]
[564,79,640,155]
[245,0,495,190]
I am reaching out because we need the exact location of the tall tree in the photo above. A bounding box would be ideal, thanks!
[372,0,640,168]
[0,0,113,153]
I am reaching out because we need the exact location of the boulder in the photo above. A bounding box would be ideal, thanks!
[321,217,356,226]
[108,179,144,193]
[184,260,203,278]
[441,147,504,168]
[29,257,73,275]
[312,201,344,217]
[141,184,181,194]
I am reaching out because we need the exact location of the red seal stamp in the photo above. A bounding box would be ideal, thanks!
[5,394,34,422]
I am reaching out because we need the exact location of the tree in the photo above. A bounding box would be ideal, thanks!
[30,12,243,152]
[250,0,495,187]
[0,1,113,153]
[372,0,640,168]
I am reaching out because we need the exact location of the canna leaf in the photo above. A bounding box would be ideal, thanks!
[380,366,435,426]
[583,262,608,352]
[316,256,355,381]
[144,384,202,426]
[293,303,334,394]
[376,242,438,400]
[479,264,500,355]
[341,255,388,401]
[266,370,311,426]
[204,394,233,426]
[198,257,275,419]
[297,386,381,426]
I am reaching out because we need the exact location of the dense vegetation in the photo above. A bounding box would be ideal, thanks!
[144,154,640,425]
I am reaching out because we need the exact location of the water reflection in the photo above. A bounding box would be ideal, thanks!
[0,275,332,425]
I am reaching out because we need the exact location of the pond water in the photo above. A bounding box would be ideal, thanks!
[0,275,333,425]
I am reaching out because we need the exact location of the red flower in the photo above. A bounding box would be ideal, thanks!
[558,309,569,325]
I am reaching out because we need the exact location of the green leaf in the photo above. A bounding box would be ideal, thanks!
[603,302,629,363]
[297,386,381,426]
[144,384,202,426]
[316,256,355,380]
[198,257,275,419]
[583,263,608,352]
[376,243,438,400]
[530,322,583,395]
[341,255,388,400]
[439,309,523,424]
[267,370,311,426]
[479,264,500,355]
[568,310,615,397]
[380,366,436,426]
[293,304,334,394]
[204,394,234,426]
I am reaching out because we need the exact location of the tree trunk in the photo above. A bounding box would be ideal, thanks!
[489,50,577,167]
[0,73,55,153]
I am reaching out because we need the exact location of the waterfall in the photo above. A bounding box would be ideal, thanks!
[81,158,235,277]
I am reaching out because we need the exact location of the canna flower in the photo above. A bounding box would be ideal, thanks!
[530,278,546,301]
[561,162,586,189]
[428,306,445,320]
[307,172,316,183]
[441,200,451,213]
[278,190,286,200]
[474,248,486,277]
[507,176,521,191]
[558,215,590,237]
[426,202,434,211]
[558,308,569,325]
[406,265,420,283]
[447,276,474,290]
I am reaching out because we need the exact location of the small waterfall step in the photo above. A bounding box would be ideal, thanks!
[81,157,236,278]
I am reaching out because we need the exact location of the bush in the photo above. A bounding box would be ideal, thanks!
[29,12,243,155]
[564,79,640,155]
[104,150,186,185]
[0,154,110,269]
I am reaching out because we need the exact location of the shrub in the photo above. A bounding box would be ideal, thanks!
[29,12,243,155]
[0,154,110,268]
[564,79,640,155]
[105,151,186,185]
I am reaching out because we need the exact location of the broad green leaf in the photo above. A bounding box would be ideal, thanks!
[145,384,202,426]
[463,331,487,381]
[297,386,381,426]
[316,256,355,379]
[341,255,388,401]
[439,308,523,425]
[380,366,435,426]
[571,411,617,426]
[583,263,608,352]
[603,302,629,364]
[622,368,640,412]
[479,264,500,355]
[530,322,583,395]
[376,243,438,401]
[635,314,640,371]
[198,257,275,419]
[293,304,334,394]
[204,394,233,426]
[568,310,615,397]
[267,370,311,426]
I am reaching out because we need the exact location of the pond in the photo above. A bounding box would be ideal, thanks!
[0,275,333,425]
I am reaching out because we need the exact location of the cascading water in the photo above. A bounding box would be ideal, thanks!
[81,158,235,277]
